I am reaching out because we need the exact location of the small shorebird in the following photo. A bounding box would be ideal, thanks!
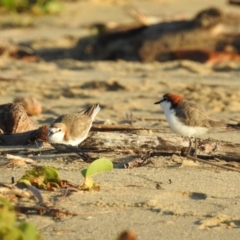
[154,93,224,156]
[48,104,100,146]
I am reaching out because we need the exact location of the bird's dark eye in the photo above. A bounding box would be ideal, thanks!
[58,129,61,132]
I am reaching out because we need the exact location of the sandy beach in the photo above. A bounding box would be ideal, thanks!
[1,0,240,239]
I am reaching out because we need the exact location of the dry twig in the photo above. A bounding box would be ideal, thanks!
[14,205,112,219]
[187,156,240,172]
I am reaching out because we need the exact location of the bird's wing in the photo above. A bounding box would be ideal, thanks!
[51,104,100,139]
[54,114,93,139]
[174,100,212,128]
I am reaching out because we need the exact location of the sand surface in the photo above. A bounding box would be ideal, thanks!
[1,1,240,239]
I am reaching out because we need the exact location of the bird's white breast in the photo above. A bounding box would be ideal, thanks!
[48,127,88,146]
[160,101,208,137]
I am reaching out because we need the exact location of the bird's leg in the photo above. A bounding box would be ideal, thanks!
[194,137,198,157]
[69,146,91,162]
[187,137,192,156]
[56,144,91,162]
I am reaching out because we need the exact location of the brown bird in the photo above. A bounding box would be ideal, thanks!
[48,104,100,146]
[155,93,225,155]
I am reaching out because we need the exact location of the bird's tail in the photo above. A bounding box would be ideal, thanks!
[209,119,226,128]
[82,104,100,120]
[209,120,240,133]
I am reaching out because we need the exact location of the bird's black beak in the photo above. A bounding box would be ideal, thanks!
[154,99,163,104]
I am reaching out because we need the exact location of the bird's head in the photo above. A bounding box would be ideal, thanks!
[154,93,183,111]
[48,123,66,143]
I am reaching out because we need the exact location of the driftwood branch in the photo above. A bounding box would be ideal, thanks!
[0,125,49,145]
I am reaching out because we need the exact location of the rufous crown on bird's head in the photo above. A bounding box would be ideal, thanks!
[154,93,183,105]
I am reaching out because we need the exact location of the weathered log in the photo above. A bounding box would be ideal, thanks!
[1,126,240,164]
[82,131,240,160]
[1,129,240,174]
[42,130,240,171]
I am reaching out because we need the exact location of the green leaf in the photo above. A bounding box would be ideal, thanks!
[18,222,40,240]
[0,197,40,240]
[0,202,15,226]
[41,166,59,181]
[17,179,31,185]
[17,166,60,190]
[0,197,13,210]
[0,197,15,227]
[43,1,62,14]
[0,228,22,240]
[81,169,87,178]
[82,158,113,177]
